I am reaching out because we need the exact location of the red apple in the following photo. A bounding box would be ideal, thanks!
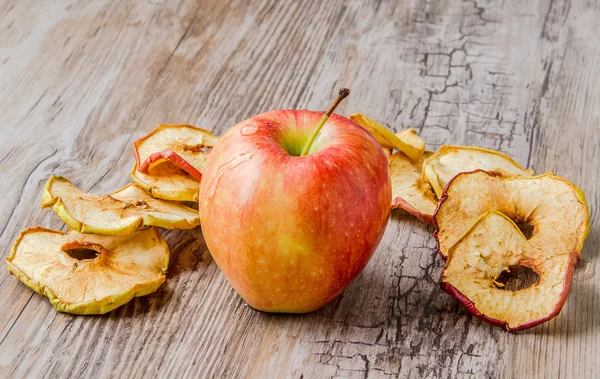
[199,92,391,313]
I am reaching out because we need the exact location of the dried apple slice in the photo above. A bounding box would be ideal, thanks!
[434,170,589,259]
[441,210,579,331]
[395,128,425,161]
[41,176,199,235]
[389,151,437,223]
[134,124,219,180]
[131,162,199,202]
[422,146,534,197]
[5,227,169,314]
[349,113,425,161]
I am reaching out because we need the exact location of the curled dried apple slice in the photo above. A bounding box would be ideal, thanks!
[41,176,199,235]
[349,113,425,161]
[434,170,589,259]
[441,210,579,331]
[395,128,425,161]
[131,162,199,202]
[5,227,169,314]
[390,151,437,224]
[134,124,219,180]
[422,146,534,197]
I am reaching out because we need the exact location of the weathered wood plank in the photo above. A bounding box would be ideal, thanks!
[0,0,598,378]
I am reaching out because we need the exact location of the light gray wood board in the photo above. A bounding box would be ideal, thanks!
[0,0,598,377]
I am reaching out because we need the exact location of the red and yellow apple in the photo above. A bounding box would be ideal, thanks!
[199,96,391,313]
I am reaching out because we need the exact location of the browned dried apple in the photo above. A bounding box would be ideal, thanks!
[130,162,199,202]
[134,124,219,181]
[434,170,589,260]
[389,151,437,223]
[5,227,169,314]
[423,146,534,197]
[441,210,580,331]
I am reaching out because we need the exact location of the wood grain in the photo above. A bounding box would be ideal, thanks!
[0,0,598,377]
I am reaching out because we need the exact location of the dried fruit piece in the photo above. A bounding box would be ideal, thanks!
[134,124,219,181]
[349,113,425,161]
[389,152,437,223]
[441,210,579,331]
[130,162,199,202]
[395,128,425,161]
[5,227,169,314]
[422,146,533,197]
[434,170,589,259]
[41,176,199,235]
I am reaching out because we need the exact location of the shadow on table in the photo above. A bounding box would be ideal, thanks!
[163,227,211,280]
[73,227,210,319]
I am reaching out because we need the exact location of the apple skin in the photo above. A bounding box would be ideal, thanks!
[137,151,203,181]
[199,110,391,313]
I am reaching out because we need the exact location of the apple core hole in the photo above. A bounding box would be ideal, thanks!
[496,266,540,291]
[514,220,534,240]
[61,242,105,260]
[63,248,100,260]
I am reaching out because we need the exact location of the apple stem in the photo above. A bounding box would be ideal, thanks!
[300,88,350,156]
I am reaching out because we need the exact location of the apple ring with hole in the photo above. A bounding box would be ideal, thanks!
[134,124,220,181]
[441,210,580,331]
[41,176,199,235]
[130,162,199,202]
[5,227,169,314]
[422,145,534,197]
[434,170,589,260]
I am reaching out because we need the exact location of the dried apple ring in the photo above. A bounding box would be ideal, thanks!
[134,124,219,180]
[130,162,199,202]
[434,170,589,259]
[41,176,199,235]
[5,227,169,314]
[441,210,579,331]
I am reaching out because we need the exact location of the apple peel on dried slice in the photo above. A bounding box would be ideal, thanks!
[434,170,589,259]
[134,124,219,181]
[131,162,199,202]
[423,145,534,197]
[441,210,580,331]
[389,151,437,224]
[349,113,425,161]
[41,176,199,235]
[5,227,169,314]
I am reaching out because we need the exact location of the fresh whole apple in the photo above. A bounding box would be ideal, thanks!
[199,90,391,313]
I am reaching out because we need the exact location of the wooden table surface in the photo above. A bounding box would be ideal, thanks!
[1,0,598,378]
